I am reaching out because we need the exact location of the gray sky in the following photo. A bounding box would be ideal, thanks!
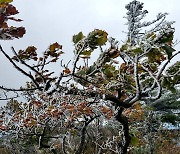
[1,0,180,88]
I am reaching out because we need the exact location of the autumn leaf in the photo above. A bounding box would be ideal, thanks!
[100,106,110,114]
[123,108,131,116]
[38,114,46,120]
[1,22,8,28]
[50,109,61,118]
[0,14,6,27]
[49,42,62,52]
[0,3,7,10]
[32,100,42,108]
[0,125,7,131]
[65,104,75,110]
[63,67,71,74]
[83,107,93,116]
[132,102,141,110]
[9,26,26,38]
[108,48,120,58]
[49,57,57,62]
[69,116,75,122]
[77,102,87,109]
[120,63,127,72]
[105,110,113,119]
[46,105,55,113]
[39,57,43,61]
[26,46,37,53]
[6,4,18,15]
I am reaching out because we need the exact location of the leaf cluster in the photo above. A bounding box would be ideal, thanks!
[0,0,25,39]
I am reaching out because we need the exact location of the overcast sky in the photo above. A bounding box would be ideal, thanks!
[0,0,180,89]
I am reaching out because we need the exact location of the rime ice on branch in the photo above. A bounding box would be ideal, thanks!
[0,0,180,154]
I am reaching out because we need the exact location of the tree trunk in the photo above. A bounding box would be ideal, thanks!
[75,126,86,154]
[115,108,131,154]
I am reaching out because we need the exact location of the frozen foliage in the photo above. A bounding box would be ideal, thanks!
[0,1,180,154]
[125,0,174,46]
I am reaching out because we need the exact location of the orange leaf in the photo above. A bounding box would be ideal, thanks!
[124,108,131,115]
[100,106,110,114]
[132,102,141,110]
[0,125,7,131]
[64,68,71,74]
[1,22,8,28]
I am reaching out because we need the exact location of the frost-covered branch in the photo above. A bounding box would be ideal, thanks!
[72,40,87,75]
[0,46,41,89]
[11,47,47,84]
[157,51,180,79]
[141,64,162,100]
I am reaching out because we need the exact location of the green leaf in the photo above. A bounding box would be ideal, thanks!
[162,77,176,93]
[161,114,179,125]
[167,61,180,75]
[162,44,175,60]
[169,86,176,93]
[147,48,165,64]
[162,77,169,87]
[72,32,84,44]
[0,0,13,3]
[132,47,142,54]
[120,44,128,51]
[130,136,139,146]
[87,29,108,48]
[101,64,118,78]
[81,50,93,56]
[156,31,174,44]
[173,75,180,84]
[146,32,156,40]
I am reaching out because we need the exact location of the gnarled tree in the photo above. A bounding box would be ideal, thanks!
[0,0,179,154]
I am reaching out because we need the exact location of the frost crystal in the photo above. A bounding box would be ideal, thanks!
[124,0,174,46]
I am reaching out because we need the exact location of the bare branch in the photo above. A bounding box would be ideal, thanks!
[72,43,87,75]
[11,47,46,83]
[0,45,40,89]
[0,85,43,92]
[141,64,162,100]
[157,51,180,79]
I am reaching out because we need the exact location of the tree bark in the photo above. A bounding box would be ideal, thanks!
[75,126,86,154]
[115,108,131,154]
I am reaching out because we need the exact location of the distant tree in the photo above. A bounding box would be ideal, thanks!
[0,0,179,154]
[152,85,180,126]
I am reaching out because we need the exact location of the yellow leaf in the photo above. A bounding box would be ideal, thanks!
[120,63,126,71]
[0,0,13,3]
[132,102,141,110]
[49,42,62,52]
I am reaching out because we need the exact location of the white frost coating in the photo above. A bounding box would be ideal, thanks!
[124,0,174,46]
